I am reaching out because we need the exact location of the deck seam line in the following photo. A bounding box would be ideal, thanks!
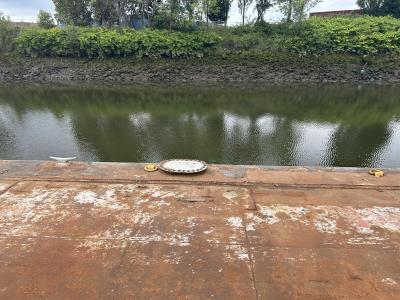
[242,211,259,300]
[1,235,397,250]
[0,234,248,245]
[0,181,21,197]
[247,187,258,210]
[4,176,400,191]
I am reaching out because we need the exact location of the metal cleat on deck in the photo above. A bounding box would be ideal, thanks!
[49,156,77,164]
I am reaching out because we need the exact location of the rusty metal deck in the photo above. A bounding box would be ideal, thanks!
[0,160,399,299]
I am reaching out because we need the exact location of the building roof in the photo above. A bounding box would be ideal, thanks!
[310,9,363,17]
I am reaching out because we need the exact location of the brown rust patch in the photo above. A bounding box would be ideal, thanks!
[0,160,399,299]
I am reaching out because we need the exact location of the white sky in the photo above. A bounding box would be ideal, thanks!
[0,0,359,24]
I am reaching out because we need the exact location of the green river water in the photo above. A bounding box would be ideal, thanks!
[0,84,399,167]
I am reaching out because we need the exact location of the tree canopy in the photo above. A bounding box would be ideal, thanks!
[277,0,321,22]
[37,10,55,29]
[238,0,254,25]
[255,0,273,23]
[52,0,92,26]
[357,0,400,17]
[208,0,232,24]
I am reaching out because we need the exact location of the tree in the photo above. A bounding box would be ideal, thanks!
[115,0,153,26]
[357,0,384,15]
[168,0,185,29]
[52,0,92,26]
[152,0,197,30]
[358,0,400,17]
[255,0,273,23]
[90,0,118,26]
[276,0,293,22]
[238,0,254,25]
[37,10,55,29]
[182,0,199,20]
[382,0,400,17]
[277,0,320,22]
[0,13,19,53]
[208,0,232,25]
[292,0,321,21]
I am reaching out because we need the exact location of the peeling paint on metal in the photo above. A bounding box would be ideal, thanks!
[245,212,264,231]
[74,189,128,210]
[0,187,75,236]
[0,183,11,193]
[223,191,238,201]
[258,205,309,225]
[224,244,249,262]
[347,236,389,245]
[381,278,398,286]
[249,205,400,235]
[226,216,243,228]
[313,211,337,234]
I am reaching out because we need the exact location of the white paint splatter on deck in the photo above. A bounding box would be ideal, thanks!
[247,205,400,236]
[0,187,77,236]
[347,236,389,245]
[226,216,243,228]
[74,189,128,210]
[0,183,12,193]
[313,210,338,234]
[223,191,238,201]
[381,278,398,286]
[245,212,264,231]
[186,217,196,228]
[224,244,249,262]
[258,205,309,225]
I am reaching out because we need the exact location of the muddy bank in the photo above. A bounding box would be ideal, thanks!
[1,55,400,84]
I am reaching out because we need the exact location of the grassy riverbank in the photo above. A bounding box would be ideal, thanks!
[1,15,400,84]
[3,16,400,59]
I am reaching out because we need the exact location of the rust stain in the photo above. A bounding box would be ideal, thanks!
[0,161,399,299]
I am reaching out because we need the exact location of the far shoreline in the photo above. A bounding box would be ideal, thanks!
[1,54,400,85]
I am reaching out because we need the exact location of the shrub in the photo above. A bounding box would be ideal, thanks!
[286,16,400,55]
[12,16,400,58]
[16,27,220,58]
[0,13,20,53]
[37,10,55,29]
[214,16,400,56]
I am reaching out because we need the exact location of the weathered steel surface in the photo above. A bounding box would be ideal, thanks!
[0,161,399,299]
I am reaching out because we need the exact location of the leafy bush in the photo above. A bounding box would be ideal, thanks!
[0,13,20,53]
[215,16,400,55]
[16,27,220,58]
[12,16,400,58]
[290,16,400,55]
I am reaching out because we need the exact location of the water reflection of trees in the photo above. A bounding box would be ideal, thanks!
[325,124,391,167]
[0,85,399,166]
[0,123,16,159]
[0,109,17,159]
[69,111,393,166]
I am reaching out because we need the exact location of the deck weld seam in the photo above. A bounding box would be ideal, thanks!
[0,181,21,196]
[242,209,259,300]
[4,176,400,191]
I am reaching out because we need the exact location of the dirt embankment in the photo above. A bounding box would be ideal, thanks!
[1,55,400,84]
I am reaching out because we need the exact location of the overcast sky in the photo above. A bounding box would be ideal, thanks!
[0,0,359,24]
